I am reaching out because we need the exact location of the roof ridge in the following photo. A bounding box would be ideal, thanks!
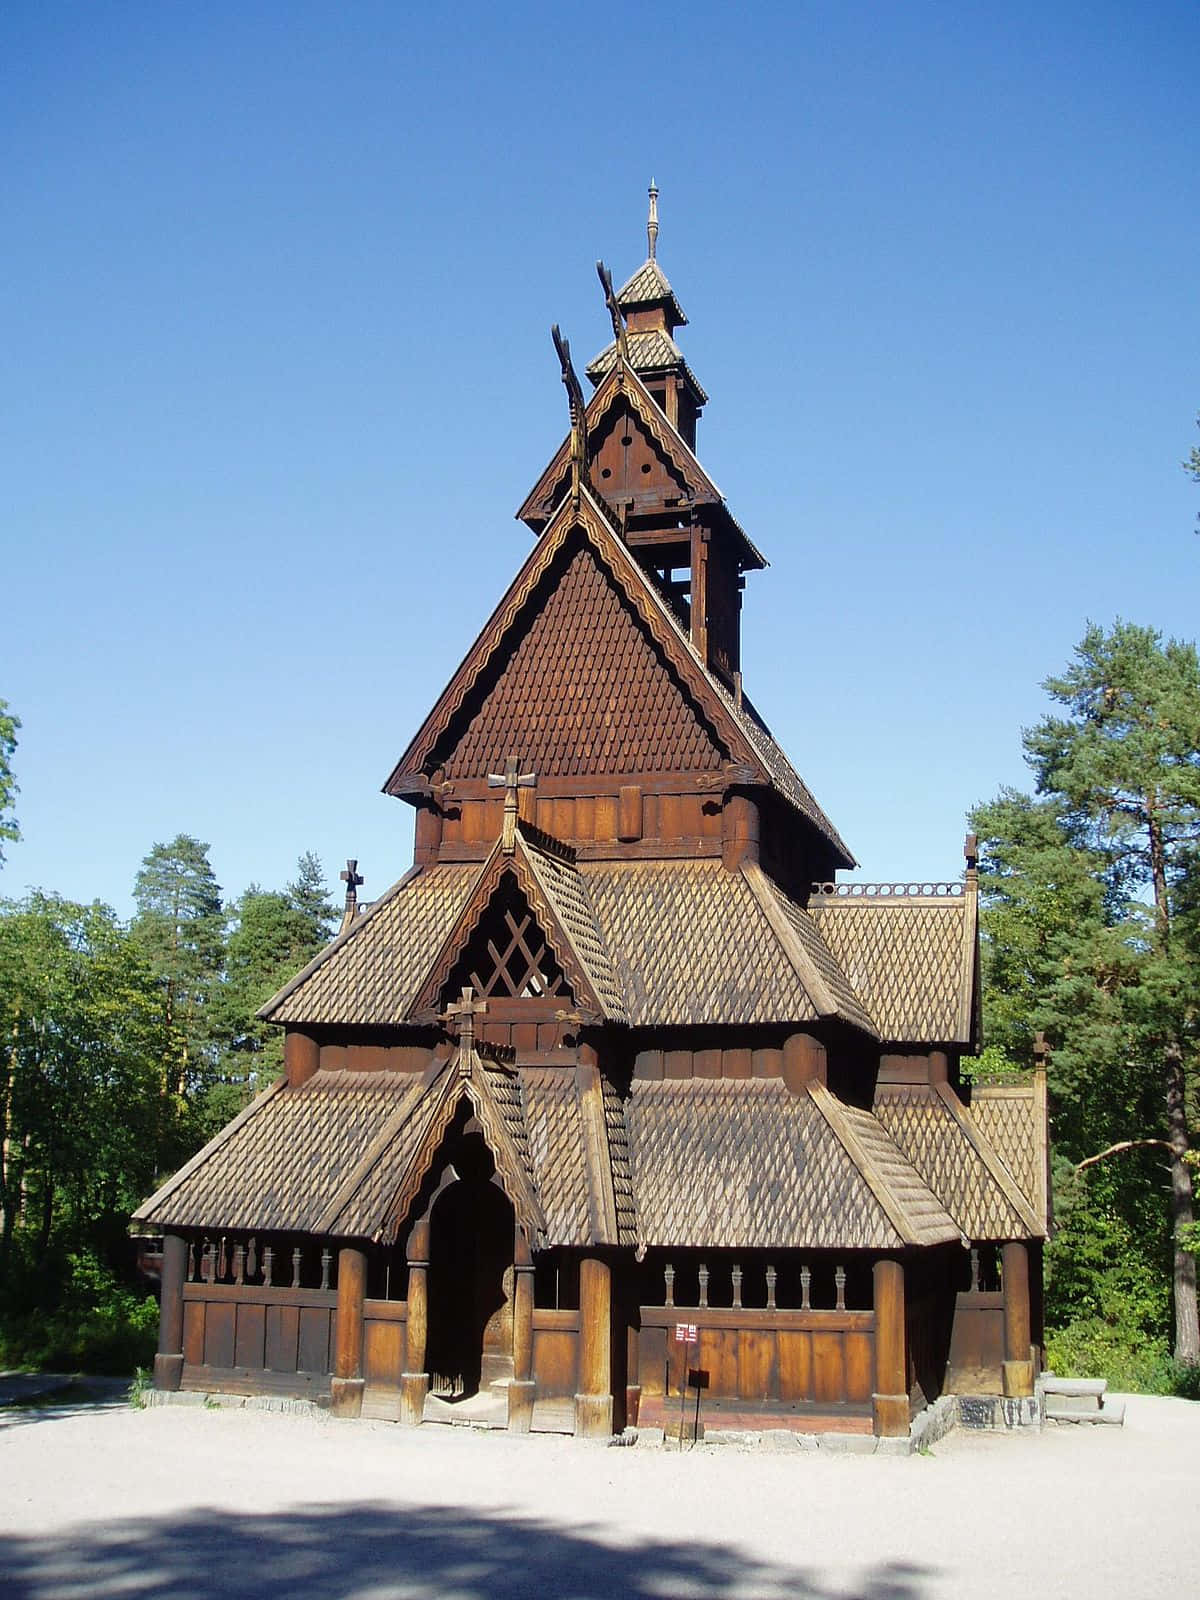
[740,861,840,1019]
[806,1082,944,1247]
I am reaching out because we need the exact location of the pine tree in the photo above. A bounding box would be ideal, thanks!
[0,699,19,867]
[287,851,336,945]
[131,836,225,1101]
[975,621,1200,1364]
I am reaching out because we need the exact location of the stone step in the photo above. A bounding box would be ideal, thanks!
[1040,1376,1107,1398]
[1046,1397,1125,1427]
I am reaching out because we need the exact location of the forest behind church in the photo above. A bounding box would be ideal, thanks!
[1,617,1199,1391]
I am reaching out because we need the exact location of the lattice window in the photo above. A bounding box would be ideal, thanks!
[444,876,570,1003]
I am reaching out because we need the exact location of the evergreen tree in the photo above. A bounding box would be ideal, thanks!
[287,850,337,945]
[0,699,19,866]
[207,855,335,1127]
[131,836,225,1101]
[974,621,1200,1364]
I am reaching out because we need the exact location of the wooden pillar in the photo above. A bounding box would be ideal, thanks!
[508,1231,535,1433]
[872,1256,908,1437]
[413,801,443,866]
[1002,1240,1034,1397]
[782,1031,827,1092]
[575,1254,613,1439]
[400,1220,430,1425]
[721,791,760,870]
[285,1029,320,1087]
[330,1245,366,1417]
[153,1231,187,1391]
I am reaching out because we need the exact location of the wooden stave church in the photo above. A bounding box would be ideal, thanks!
[136,190,1047,1439]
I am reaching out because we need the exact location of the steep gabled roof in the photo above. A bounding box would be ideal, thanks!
[408,823,627,1024]
[517,362,760,563]
[386,484,848,863]
[616,257,687,322]
[585,328,707,403]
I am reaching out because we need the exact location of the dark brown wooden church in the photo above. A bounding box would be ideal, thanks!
[137,188,1047,1439]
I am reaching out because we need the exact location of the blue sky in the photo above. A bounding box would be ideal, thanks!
[3,1,1198,917]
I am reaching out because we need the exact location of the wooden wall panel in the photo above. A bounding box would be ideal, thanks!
[532,1330,578,1398]
[182,1302,205,1367]
[266,1306,300,1372]
[811,1332,846,1403]
[737,1330,775,1403]
[298,1308,331,1374]
[204,1304,235,1370]
[776,1331,812,1402]
[364,1318,406,1388]
[843,1332,874,1403]
[233,1304,266,1371]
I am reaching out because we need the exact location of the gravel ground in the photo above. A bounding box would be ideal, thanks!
[0,1392,1195,1599]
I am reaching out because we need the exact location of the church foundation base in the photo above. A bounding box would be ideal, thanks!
[506,1380,536,1433]
[573,1391,614,1439]
[871,1392,910,1437]
[400,1373,428,1425]
[330,1377,364,1418]
[153,1353,183,1391]
[1002,1360,1034,1397]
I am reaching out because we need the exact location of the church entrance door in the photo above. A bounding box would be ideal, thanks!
[425,1156,515,1402]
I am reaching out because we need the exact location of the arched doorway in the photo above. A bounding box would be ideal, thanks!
[425,1141,515,1403]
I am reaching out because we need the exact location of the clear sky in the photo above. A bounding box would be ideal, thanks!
[4,1,1198,918]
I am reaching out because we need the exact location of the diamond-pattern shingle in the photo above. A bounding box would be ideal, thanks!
[872,1086,1038,1239]
[583,859,823,1027]
[809,895,971,1042]
[262,866,476,1026]
[970,1087,1040,1213]
[520,1068,591,1246]
[616,258,687,320]
[133,1071,429,1235]
[586,330,708,402]
[520,829,627,1022]
[442,541,725,782]
[626,1078,953,1250]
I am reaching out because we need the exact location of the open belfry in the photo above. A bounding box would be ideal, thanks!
[137,188,1048,1439]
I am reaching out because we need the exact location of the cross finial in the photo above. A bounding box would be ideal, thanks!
[647,178,659,260]
[487,755,537,853]
[439,986,488,1076]
[339,859,364,932]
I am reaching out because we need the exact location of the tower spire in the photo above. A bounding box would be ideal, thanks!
[647,179,659,261]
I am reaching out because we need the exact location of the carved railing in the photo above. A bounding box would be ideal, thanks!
[810,881,965,899]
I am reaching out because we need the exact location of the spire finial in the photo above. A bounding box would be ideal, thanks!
[647,178,659,261]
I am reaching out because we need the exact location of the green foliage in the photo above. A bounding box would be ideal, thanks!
[206,857,335,1123]
[1046,1319,1175,1393]
[132,836,225,1100]
[0,1250,158,1375]
[0,698,19,865]
[972,619,1200,1365]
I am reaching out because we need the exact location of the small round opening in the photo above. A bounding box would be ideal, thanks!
[641,462,652,474]
[600,467,612,479]
[620,434,633,447]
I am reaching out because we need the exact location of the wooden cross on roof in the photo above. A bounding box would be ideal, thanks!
[339,859,364,932]
[487,756,536,854]
[440,986,488,1077]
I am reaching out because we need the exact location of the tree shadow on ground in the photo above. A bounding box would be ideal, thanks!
[0,1501,938,1600]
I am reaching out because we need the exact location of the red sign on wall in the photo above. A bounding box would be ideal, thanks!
[674,1322,697,1344]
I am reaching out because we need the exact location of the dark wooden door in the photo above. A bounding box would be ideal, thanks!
[426,1171,514,1399]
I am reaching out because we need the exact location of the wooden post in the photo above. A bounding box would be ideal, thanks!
[575,1254,613,1438]
[782,1031,827,1091]
[285,1029,320,1087]
[508,1230,536,1433]
[1002,1240,1034,1397]
[872,1256,908,1437]
[400,1220,430,1425]
[330,1245,366,1417]
[153,1231,187,1391]
[721,791,760,870]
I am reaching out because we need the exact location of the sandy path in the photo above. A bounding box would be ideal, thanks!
[0,1394,1194,1598]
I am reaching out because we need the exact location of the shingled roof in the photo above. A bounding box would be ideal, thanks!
[808,884,977,1044]
[616,257,687,321]
[585,328,708,403]
[627,1078,959,1250]
[872,1083,1043,1240]
[261,854,879,1038]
